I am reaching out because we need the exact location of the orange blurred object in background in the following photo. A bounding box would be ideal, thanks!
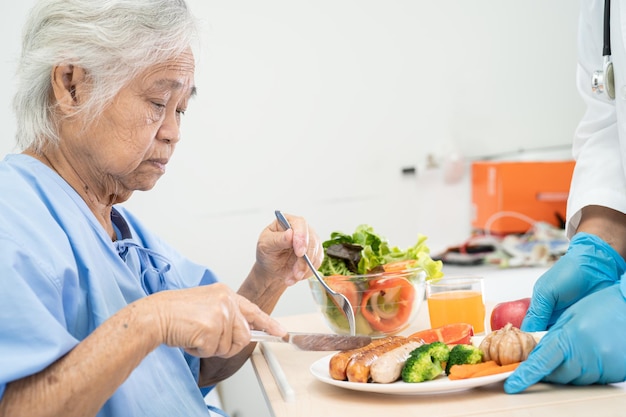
[471,160,576,235]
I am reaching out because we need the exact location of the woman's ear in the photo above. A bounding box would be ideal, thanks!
[51,64,85,114]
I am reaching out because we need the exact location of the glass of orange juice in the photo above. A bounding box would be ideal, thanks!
[426,276,486,334]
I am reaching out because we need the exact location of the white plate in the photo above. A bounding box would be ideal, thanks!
[310,354,512,395]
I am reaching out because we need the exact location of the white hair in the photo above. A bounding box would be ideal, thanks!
[13,0,199,152]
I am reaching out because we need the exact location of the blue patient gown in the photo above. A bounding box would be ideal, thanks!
[0,154,220,416]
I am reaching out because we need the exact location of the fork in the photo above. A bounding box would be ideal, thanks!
[274,210,356,336]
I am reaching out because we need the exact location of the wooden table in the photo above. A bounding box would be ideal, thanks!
[250,306,626,417]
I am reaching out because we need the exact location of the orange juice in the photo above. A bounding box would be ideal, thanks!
[427,290,485,333]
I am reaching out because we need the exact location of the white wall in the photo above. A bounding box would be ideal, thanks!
[1,1,584,416]
[128,0,585,318]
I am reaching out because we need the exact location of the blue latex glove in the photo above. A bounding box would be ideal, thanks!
[521,232,626,332]
[505,281,626,393]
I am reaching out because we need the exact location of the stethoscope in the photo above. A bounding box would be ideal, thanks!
[592,0,616,99]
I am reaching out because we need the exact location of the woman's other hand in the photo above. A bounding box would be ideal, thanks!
[147,283,285,358]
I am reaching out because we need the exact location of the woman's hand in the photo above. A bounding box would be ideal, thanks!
[149,283,285,358]
[255,213,323,286]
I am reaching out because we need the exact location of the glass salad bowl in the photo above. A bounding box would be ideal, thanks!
[308,265,427,338]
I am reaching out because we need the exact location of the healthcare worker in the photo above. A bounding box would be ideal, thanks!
[505,0,626,393]
[0,1,322,416]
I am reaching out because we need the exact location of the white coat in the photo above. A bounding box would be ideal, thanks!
[567,0,626,237]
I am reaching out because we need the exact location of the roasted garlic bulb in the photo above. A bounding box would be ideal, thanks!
[479,323,537,366]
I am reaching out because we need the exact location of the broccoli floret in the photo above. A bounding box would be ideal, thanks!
[401,342,450,383]
[401,353,442,383]
[445,344,484,375]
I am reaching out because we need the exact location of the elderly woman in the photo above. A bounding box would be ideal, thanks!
[0,0,322,416]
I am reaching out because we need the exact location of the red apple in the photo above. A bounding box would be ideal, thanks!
[490,297,531,331]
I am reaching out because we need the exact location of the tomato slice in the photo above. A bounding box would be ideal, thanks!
[325,275,359,314]
[360,276,416,333]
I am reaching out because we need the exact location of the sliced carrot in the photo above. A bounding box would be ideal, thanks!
[470,361,521,378]
[448,361,521,380]
[448,361,499,380]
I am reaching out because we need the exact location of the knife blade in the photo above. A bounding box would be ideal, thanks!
[251,330,371,351]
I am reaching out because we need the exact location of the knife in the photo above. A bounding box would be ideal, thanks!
[251,330,371,351]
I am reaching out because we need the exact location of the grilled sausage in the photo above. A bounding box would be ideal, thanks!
[328,336,402,381]
[346,337,410,383]
[369,339,424,383]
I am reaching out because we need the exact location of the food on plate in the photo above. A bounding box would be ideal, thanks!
[369,339,424,383]
[478,323,537,366]
[328,336,404,381]
[447,360,521,380]
[408,322,474,345]
[444,343,483,375]
[326,323,540,385]
[328,323,482,384]
[346,337,414,383]
[401,341,450,383]
[314,225,443,335]
[490,297,531,331]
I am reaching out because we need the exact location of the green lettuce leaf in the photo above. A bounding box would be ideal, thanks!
[318,225,443,280]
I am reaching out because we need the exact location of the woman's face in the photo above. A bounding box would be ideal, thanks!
[63,49,196,197]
